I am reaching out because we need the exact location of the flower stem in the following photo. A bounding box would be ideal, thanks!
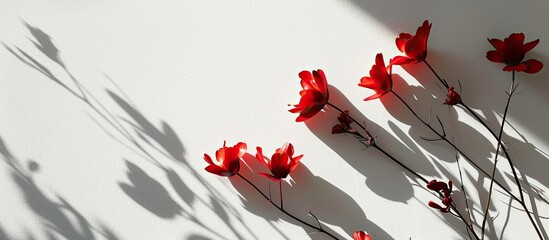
[328,104,479,239]
[236,174,340,239]
[327,102,374,138]
[423,60,449,89]
[373,141,479,239]
[389,89,523,202]
[480,71,543,240]
[423,61,542,239]
[280,181,284,209]
[448,108,474,229]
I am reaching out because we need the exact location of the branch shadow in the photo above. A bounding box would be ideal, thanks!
[0,136,120,240]
[4,20,263,240]
[231,153,392,240]
[305,85,440,203]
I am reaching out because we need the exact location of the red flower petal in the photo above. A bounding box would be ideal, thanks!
[289,154,303,172]
[270,152,290,178]
[236,142,247,158]
[390,56,414,65]
[363,91,386,101]
[205,165,233,177]
[283,142,294,157]
[405,35,425,61]
[313,69,328,97]
[396,33,412,53]
[508,33,525,45]
[288,106,302,113]
[204,154,214,165]
[258,172,282,182]
[503,64,527,72]
[420,20,431,47]
[523,59,543,73]
[215,142,226,163]
[486,50,504,63]
[358,76,377,89]
[353,231,372,240]
[295,115,309,122]
[488,38,504,52]
[299,70,314,90]
[428,201,442,209]
[524,39,540,52]
[256,146,268,166]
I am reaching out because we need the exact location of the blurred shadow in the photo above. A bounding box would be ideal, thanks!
[4,20,259,240]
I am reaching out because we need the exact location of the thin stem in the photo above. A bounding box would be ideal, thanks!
[389,90,521,203]
[372,144,429,183]
[328,104,478,239]
[423,60,542,238]
[280,181,284,209]
[374,141,478,239]
[480,72,543,240]
[236,174,340,240]
[423,60,448,88]
[327,102,374,138]
[448,108,474,228]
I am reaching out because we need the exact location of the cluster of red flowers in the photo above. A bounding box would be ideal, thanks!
[204,19,544,240]
[204,141,302,182]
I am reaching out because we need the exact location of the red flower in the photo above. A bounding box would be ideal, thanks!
[289,69,329,122]
[359,53,393,101]
[255,143,303,182]
[204,141,247,177]
[391,20,432,65]
[443,87,461,105]
[353,231,372,240]
[486,33,543,73]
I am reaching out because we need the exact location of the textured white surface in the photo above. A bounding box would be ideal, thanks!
[1,1,549,239]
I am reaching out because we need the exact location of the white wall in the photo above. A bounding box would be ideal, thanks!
[1,1,549,239]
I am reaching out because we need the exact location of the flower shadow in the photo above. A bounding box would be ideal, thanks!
[231,153,392,240]
[305,85,440,203]
[3,20,264,240]
[0,136,120,240]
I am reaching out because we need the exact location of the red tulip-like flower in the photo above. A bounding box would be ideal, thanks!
[255,143,303,182]
[486,33,543,73]
[359,53,393,101]
[289,69,329,122]
[204,141,247,177]
[443,87,461,105]
[353,231,372,240]
[391,20,432,65]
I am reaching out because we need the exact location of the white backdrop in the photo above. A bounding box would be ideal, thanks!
[1,1,549,239]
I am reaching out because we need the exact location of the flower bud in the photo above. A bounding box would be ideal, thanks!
[428,201,442,209]
[331,124,346,134]
[443,87,461,106]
